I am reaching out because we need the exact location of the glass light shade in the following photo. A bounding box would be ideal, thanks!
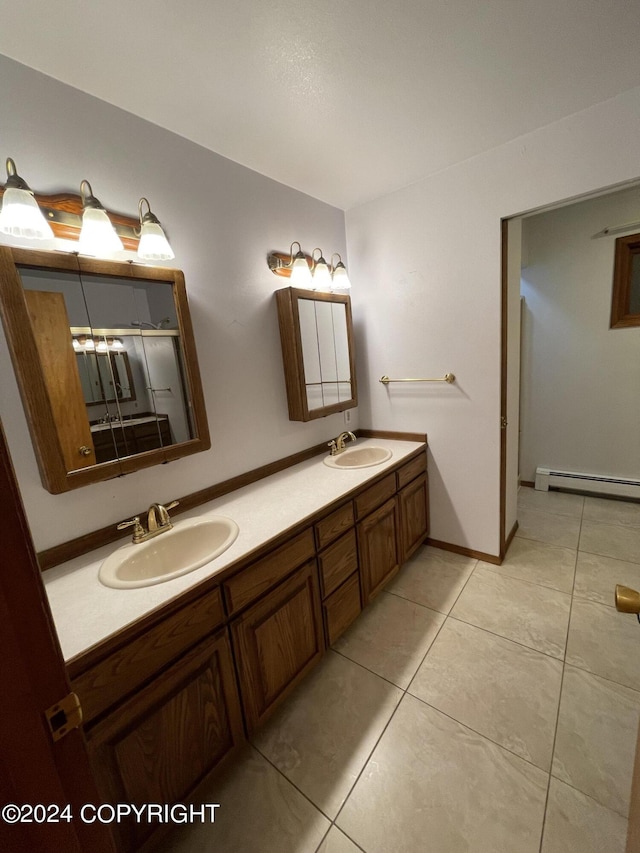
[137,220,175,261]
[84,337,95,350]
[96,339,108,353]
[72,338,81,352]
[111,338,124,350]
[290,255,313,288]
[78,207,124,256]
[312,259,332,291]
[0,187,54,240]
[331,263,352,291]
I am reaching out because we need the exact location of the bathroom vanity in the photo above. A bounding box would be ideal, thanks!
[44,436,428,852]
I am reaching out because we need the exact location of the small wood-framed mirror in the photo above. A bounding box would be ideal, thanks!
[610,231,640,328]
[0,247,210,493]
[275,286,357,421]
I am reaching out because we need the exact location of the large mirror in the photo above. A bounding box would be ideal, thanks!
[0,247,210,493]
[610,231,640,328]
[275,287,357,421]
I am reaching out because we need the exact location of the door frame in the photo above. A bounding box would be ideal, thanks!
[0,419,114,853]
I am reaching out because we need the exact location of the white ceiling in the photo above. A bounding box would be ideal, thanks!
[1,1,640,210]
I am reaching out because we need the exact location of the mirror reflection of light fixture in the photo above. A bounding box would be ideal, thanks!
[0,158,54,240]
[137,197,175,261]
[78,180,124,257]
[72,334,124,352]
[330,253,352,291]
[311,248,331,291]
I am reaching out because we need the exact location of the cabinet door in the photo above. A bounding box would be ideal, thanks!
[231,560,324,733]
[398,473,429,563]
[86,629,244,852]
[358,497,400,606]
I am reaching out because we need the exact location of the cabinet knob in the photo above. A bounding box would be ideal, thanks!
[79,445,93,457]
[615,584,640,614]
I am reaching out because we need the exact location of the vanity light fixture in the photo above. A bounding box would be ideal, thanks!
[0,157,54,240]
[137,197,175,261]
[330,253,352,291]
[289,241,313,288]
[78,179,124,257]
[311,248,332,291]
[267,242,313,288]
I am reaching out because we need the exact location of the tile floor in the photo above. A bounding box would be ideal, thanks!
[163,488,640,852]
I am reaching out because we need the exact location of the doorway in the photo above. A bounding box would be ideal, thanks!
[500,179,640,553]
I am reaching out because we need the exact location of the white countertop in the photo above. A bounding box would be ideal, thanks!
[44,438,424,662]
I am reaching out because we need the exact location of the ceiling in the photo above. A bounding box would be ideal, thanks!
[1,1,640,210]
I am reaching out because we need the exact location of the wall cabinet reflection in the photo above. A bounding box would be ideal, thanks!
[276,287,357,421]
[0,248,210,493]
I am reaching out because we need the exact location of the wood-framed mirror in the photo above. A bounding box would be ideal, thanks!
[0,247,210,493]
[275,286,357,421]
[610,231,640,328]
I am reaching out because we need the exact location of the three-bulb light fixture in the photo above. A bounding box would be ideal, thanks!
[72,335,124,353]
[0,157,174,262]
[268,242,352,291]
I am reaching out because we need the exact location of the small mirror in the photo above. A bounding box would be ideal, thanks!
[610,231,640,328]
[275,287,357,421]
[0,248,210,493]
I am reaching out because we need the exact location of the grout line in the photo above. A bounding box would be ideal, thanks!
[537,537,579,853]
[478,561,574,596]
[446,613,567,663]
[406,689,554,776]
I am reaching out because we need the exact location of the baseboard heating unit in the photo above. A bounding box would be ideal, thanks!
[535,467,640,500]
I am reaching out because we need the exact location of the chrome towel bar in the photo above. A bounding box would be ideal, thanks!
[379,373,456,385]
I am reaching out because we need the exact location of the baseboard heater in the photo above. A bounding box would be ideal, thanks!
[535,467,640,500]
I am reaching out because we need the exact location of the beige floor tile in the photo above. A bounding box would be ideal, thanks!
[161,744,329,853]
[541,778,628,853]
[565,598,640,691]
[409,619,562,770]
[583,496,640,529]
[386,546,476,614]
[574,551,640,607]
[333,591,445,688]
[516,506,581,549]
[552,665,640,816]
[337,695,547,853]
[580,520,640,564]
[251,651,402,818]
[316,827,363,853]
[450,567,571,659]
[518,487,584,518]
[479,536,576,593]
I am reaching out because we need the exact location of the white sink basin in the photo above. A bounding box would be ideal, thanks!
[323,446,392,469]
[99,517,239,589]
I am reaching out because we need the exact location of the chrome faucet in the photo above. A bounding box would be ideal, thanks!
[117,500,179,543]
[328,431,357,456]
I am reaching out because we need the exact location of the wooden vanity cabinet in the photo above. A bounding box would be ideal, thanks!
[68,442,429,852]
[358,497,401,606]
[398,472,429,562]
[85,628,244,853]
[230,560,324,734]
[316,503,362,646]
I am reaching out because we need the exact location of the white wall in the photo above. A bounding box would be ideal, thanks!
[519,186,640,482]
[346,85,640,557]
[0,56,353,551]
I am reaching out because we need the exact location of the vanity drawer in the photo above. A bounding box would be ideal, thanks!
[396,453,427,490]
[315,501,354,550]
[72,586,225,725]
[318,529,358,598]
[223,528,315,616]
[323,572,361,646]
[355,473,396,520]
